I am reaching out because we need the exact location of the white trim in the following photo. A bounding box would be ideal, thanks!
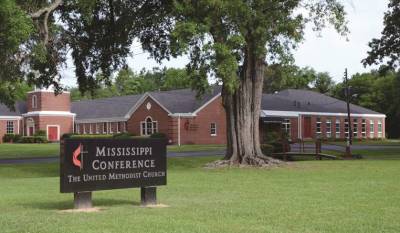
[27,90,70,94]
[23,111,76,117]
[46,125,60,141]
[0,116,22,120]
[210,122,217,136]
[193,93,221,114]
[169,113,197,117]
[75,117,126,124]
[124,93,172,119]
[262,110,386,118]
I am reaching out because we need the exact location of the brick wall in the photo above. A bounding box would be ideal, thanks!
[127,97,171,137]
[27,91,71,112]
[23,116,73,140]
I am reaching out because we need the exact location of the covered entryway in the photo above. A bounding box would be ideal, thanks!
[47,125,59,141]
[26,118,35,136]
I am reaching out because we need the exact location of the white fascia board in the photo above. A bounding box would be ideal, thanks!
[169,113,197,118]
[124,93,172,119]
[27,90,70,94]
[193,92,222,115]
[22,111,76,117]
[262,110,386,118]
[0,116,22,120]
[75,117,127,124]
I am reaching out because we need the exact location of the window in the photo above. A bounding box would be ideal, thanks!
[122,122,127,132]
[6,121,14,134]
[83,124,87,134]
[141,117,158,136]
[335,119,341,138]
[89,124,93,134]
[210,123,217,136]
[96,124,100,134]
[344,119,349,139]
[281,119,291,137]
[32,95,37,109]
[353,118,358,138]
[378,120,383,138]
[362,119,366,138]
[326,118,332,138]
[109,122,113,133]
[116,122,120,133]
[370,120,375,138]
[316,117,322,138]
[103,122,107,134]
[75,124,80,134]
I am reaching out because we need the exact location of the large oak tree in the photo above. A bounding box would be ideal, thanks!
[1,0,347,166]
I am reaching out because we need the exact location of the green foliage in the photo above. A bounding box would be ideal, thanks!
[150,132,167,139]
[34,130,46,137]
[2,134,21,143]
[113,132,136,139]
[363,0,400,70]
[18,136,48,144]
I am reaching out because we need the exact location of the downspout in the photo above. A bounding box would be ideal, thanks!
[178,114,181,147]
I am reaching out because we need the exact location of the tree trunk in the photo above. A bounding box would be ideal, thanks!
[221,54,280,166]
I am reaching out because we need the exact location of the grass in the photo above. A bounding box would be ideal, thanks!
[0,143,225,159]
[1,153,400,233]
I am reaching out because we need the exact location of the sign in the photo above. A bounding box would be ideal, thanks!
[60,138,167,193]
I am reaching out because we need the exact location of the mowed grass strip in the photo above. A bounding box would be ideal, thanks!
[0,156,400,233]
[0,143,226,159]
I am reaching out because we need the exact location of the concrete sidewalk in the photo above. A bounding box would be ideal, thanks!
[0,150,226,165]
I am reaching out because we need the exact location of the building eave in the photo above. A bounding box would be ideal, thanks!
[262,110,386,118]
[22,111,76,117]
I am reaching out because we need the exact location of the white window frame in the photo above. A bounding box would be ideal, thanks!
[369,120,375,138]
[83,124,87,134]
[122,122,127,132]
[95,123,100,134]
[326,118,332,138]
[140,117,158,136]
[335,119,341,138]
[108,122,113,133]
[344,119,349,139]
[281,119,291,138]
[75,124,80,134]
[116,122,120,133]
[6,121,14,134]
[89,124,93,134]
[353,118,358,138]
[210,122,217,136]
[32,95,37,109]
[316,117,322,137]
[378,120,383,138]
[103,122,107,134]
[361,119,367,138]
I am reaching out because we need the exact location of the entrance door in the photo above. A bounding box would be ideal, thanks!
[47,126,59,141]
[28,126,34,136]
[303,117,312,138]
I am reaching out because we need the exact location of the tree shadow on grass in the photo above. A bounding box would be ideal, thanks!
[19,198,140,210]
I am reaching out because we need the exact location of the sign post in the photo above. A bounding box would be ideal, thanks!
[60,138,167,209]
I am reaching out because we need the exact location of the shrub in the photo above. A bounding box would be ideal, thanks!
[113,132,135,139]
[18,136,48,143]
[69,134,113,139]
[34,130,46,137]
[2,134,21,143]
[150,132,167,139]
[261,144,274,155]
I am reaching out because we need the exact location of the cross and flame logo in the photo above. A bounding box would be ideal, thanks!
[72,144,87,170]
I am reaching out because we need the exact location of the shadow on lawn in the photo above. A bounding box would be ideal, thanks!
[20,198,140,210]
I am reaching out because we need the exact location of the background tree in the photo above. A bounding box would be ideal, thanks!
[313,72,335,94]
[363,0,400,71]
[139,0,348,166]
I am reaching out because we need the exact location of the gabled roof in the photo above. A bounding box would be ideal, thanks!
[262,89,384,116]
[72,86,222,121]
[0,101,26,117]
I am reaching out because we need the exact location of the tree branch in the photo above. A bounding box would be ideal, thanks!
[30,0,63,45]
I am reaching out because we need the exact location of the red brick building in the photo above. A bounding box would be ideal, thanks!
[0,87,386,144]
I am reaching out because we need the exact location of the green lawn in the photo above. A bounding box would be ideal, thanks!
[1,155,400,233]
[0,143,225,159]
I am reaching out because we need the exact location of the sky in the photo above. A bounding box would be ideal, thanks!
[60,0,389,87]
